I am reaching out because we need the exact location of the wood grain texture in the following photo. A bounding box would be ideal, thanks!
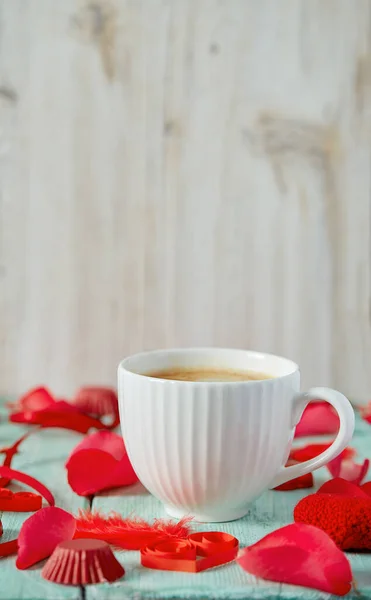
[0,410,371,599]
[86,416,371,599]
[0,0,370,402]
[0,405,87,599]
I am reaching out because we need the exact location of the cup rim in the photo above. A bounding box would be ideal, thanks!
[118,347,299,384]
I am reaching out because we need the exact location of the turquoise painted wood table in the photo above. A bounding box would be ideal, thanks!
[1,400,370,600]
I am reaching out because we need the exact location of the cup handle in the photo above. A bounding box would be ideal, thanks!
[270,387,355,489]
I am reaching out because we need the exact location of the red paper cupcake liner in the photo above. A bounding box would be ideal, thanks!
[73,387,116,414]
[42,539,124,585]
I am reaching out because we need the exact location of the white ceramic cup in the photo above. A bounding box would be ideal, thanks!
[118,348,355,522]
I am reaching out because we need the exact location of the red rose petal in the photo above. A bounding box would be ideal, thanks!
[0,465,55,559]
[8,387,55,413]
[66,431,137,496]
[274,472,314,491]
[327,457,369,485]
[237,523,352,595]
[10,400,109,434]
[8,387,120,434]
[67,450,125,496]
[72,387,119,429]
[342,458,369,484]
[294,402,340,437]
[273,460,313,491]
[360,401,371,424]
[67,430,124,462]
[317,477,370,498]
[16,507,76,569]
[290,444,355,463]
[326,455,345,479]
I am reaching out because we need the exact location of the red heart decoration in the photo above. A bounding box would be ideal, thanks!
[141,531,239,572]
[294,492,371,550]
[361,481,371,496]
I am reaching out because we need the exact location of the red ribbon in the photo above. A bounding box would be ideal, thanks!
[141,531,239,572]
[0,488,42,512]
[0,537,18,558]
[0,431,36,487]
[0,467,54,507]
[188,531,238,555]
[0,467,54,559]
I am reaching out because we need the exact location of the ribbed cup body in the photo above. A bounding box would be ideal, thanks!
[118,349,300,522]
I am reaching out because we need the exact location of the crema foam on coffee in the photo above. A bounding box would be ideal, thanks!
[146,367,273,382]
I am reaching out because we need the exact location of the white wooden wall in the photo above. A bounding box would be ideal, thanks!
[1,0,370,403]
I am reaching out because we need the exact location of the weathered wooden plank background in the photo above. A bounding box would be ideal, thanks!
[1,0,370,402]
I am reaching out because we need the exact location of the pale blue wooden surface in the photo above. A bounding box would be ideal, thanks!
[1,402,370,600]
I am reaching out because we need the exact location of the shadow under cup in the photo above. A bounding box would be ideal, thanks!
[117,348,352,522]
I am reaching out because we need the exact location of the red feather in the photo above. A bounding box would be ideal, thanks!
[74,510,192,550]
